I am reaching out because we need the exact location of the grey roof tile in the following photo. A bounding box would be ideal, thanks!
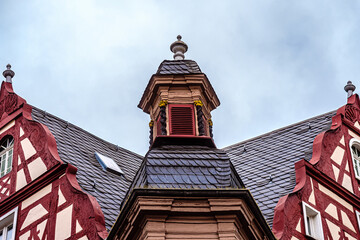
[127,145,245,194]
[223,110,335,228]
[156,60,202,75]
[31,106,143,231]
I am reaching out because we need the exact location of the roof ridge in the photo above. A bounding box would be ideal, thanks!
[30,105,144,159]
[223,110,336,151]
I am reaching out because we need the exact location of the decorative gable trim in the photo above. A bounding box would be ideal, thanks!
[0,81,108,239]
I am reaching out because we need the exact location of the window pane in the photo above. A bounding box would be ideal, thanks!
[306,216,312,236]
[6,153,12,174]
[0,229,3,240]
[355,160,360,177]
[0,155,5,176]
[0,155,5,172]
[6,224,13,240]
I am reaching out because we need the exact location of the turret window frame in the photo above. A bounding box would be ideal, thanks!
[0,136,14,178]
[349,139,360,180]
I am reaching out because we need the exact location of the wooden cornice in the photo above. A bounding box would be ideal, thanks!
[138,74,220,114]
[108,188,275,240]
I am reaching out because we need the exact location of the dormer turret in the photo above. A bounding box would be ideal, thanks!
[138,36,220,147]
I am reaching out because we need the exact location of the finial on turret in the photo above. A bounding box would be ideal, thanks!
[3,64,15,83]
[170,35,188,60]
[344,81,356,98]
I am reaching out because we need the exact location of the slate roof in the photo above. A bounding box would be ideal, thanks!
[223,110,336,228]
[31,106,143,231]
[128,145,244,193]
[156,60,202,74]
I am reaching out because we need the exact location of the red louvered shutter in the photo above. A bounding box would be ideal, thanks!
[169,104,195,135]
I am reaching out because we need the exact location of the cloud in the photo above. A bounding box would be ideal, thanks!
[1,1,360,154]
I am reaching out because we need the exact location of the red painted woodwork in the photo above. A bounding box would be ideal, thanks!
[0,81,107,239]
[272,94,360,239]
[169,104,195,136]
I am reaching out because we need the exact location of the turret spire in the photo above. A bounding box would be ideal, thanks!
[3,64,15,83]
[170,35,188,60]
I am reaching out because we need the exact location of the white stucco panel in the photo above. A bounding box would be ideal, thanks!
[19,230,31,240]
[78,236,89,240]
[339,135,345,146]
[344,231,357,240]
[37,219,48,239]
[325,203,338,220]
[341,174,354,193]
[58,187,66,207]
[340,210,356,232]
[76,220,83,233]
[348,130,360,141]
[308,178,316,204]
[290,237,299,240]
[345,160,349,172]
[16,169,27,191]
[0,120,15,136]
[28,157,47,181]
[55,204,73,240]
[330,146,345,165]
[21,138,37,160]
[326,219,340,240]
[22,183,52,209]
[318,184,353,211]
[332,164,340,181]
[21,204,48,230]
[354,121,360,130]
[19,127,24,137]
[295,218,301,233]
[308,191,315,205]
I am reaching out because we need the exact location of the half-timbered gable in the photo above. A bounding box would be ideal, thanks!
[226,84,360,239]
[0,73,110,239]
[0,65,143,240]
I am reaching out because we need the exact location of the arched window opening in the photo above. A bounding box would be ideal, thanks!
[0,136,14,178]
[350,139,360,180]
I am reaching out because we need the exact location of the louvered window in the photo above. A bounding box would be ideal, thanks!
[169,104,195,135]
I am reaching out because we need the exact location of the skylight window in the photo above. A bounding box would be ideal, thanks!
[95,152,124,175]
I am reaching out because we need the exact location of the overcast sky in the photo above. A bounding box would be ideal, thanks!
[1,1,360,155]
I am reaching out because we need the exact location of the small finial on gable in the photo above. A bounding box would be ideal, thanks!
[170,35,188,60]
[3,64,15,83]
[344,81,356,98]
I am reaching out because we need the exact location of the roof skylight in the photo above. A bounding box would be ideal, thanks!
[95,152,124,175]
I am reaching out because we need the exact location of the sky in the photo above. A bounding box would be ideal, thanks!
[1,0,360,155]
